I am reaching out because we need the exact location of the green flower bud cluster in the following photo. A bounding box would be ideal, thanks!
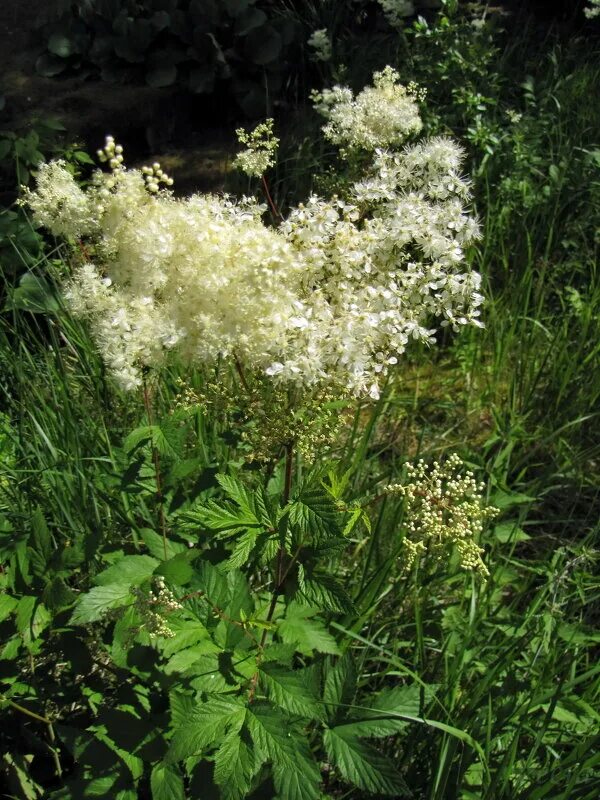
[140,161,174,193]
[387,453,498,576]
[175,374,351,464]
[97,136,173,194]
[96,135,124,172]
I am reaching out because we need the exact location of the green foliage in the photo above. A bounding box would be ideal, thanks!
[37,0,302,115]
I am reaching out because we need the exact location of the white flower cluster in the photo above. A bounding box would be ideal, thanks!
[132,577,183,638]
[233,118,279,178]
[378,0,415,29]
[27,69,484,398]
[311,66,424,152]
[585,0,600,19]
[386,454,498,576]
[307,28,332,62]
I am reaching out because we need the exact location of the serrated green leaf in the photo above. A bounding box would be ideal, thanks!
[247,703,321,800]
[151,762,185,800]
[336,684,432,738]
[279,603,340,656]
[167,695,246,762]
[259,663,323,719]
[323,727,409,796]
[140,528,186,560]
[124,425,179,458]
[299,572,356,614]
[225,529,258,570]
[370,683,435,716]
[156,551,194,585]
[324,653,357,722]
[156,618,210,658]
[96,555,159,587]
[215,474,275,530]
[42,576,75,611]
[188,499,260,532]
[334,716,407,738]
[15,595,36,634]
[71,584,134,624]
[0,593,17,622]
[29,508,51,573]
[164,645,224,678]
[213,724,262,800]
[289,487,341,540]
[261,643,296,666]
[169,690,195,727]
[217,474,256,515]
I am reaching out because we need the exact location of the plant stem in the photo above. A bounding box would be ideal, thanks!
[1,694,52,724]
[233,354,251,393]
[283,443,293,506]
[262,174,282,219]
[248,443,294,701]
[142,375,168,561]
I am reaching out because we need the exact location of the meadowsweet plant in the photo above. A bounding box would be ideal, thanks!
[311,66,425,153]
[22,68,498,799]
[386,454,498,575]
[585,0,600,19]
[307,28,332,62]
[233,118,280,178]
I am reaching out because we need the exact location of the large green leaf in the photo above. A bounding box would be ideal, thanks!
[167,695,246,762]
[289,487,341,540]
[259,663,323,719]
[323,727,409,796]
[96,555,159,587]
[5,274,60,314]
[323,653,357,722]
[124,424,181,458]
[156,617,210,658]
[151,762,185,800]
[298,570,356,614]
[140,528,186,560]
[247,703,321,800]
[188,498,260,533]
[70,584,134,624]
[213,725,262,800]
[278,603,340,655]
[225,529,258,570]
[0,593,17,622]
[217,474,275,528]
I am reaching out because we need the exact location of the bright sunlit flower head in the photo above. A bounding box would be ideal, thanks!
[233,118,279,178]
[27,67,484,399]
[311,66,424,153]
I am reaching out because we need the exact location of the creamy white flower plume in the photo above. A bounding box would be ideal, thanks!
[27,71,483,398]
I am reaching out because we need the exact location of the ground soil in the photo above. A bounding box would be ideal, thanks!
[0,0,233,193]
